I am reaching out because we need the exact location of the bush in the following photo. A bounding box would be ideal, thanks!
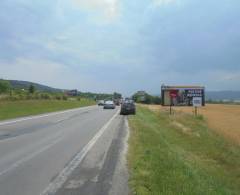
[152,96,161,104]
[55,95,62,100]
[9,95,20,101]
[33,93,40,100]
[18,94,25,100]
[132,92,161,105]
[62,95,68,101]
[26,94,33,100]
[6,94,26,101]
[40,93,51,100]
[0,80,11,94]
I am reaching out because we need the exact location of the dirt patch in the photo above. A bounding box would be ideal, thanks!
[144,104,240,145]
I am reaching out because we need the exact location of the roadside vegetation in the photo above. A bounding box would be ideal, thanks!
[0,80,70,101]
[132,91,161,105]
[161,104,240,145]
[1,79,120,101]
[128,105,240,195]
[0,99,95,121]
[0,80,95,121]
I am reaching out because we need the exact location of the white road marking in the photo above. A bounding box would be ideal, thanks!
[56,119,65,123]
[0,106,95,126]
[41,110,120,195]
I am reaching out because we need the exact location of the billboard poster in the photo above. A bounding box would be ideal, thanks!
[192,97,202,107]
[161,85,205,106]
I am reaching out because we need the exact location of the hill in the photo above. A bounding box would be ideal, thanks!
[7,80,62,93]
[206,91,240,101]
[5,80,116,99]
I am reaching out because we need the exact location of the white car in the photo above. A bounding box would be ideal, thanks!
[103,100,116,109]
[97,100,105,106]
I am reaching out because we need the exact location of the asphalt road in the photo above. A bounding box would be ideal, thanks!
[0,105,128,195]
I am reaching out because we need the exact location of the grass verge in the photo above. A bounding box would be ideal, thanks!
[0,99,95,121]
[128,105,240,195]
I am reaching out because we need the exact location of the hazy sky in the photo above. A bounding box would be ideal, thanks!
[0,0,240,95]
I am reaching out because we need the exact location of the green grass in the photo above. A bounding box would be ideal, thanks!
[128,106,240,195]
[0,99,95,121]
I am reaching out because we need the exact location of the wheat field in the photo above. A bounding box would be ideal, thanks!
[145,104,240,145]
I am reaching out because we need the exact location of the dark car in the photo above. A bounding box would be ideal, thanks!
[120,100,136,115]
[114,99,121,106]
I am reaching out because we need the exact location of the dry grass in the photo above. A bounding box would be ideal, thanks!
[128,105,240,194]
[143,104,240,145]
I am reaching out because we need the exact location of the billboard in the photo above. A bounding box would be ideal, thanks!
[161,85,205,106]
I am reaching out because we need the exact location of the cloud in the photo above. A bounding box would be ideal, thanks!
[1,0,240,94]
[0,57,121,92]
[0,58,73,88]
[71,0,120,23]
[152,0,177,7]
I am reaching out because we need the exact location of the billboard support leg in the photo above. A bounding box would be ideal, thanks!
[170,98,173,115]
[194,107,197,116]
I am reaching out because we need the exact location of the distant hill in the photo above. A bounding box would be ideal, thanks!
[6,80,114,98]
[8,80,63,93]
[206,91,240,101]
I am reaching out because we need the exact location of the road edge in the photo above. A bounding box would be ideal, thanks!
[40,109,119,195]
[0,105,97,126]
[109,116,130,195]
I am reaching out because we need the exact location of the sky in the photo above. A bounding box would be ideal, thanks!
[0,0,240,95]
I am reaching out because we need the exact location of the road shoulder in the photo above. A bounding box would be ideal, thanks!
[55,115,129,195]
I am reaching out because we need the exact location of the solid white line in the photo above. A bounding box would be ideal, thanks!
[55,119,65,123]
[41,109,120,195]
[0,106,96,126]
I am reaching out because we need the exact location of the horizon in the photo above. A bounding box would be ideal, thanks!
[3,79,240,96]
[0,0,240,95]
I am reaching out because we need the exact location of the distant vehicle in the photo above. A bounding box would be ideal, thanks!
[104,100,116,109]
[120,100,136,115]
[98,100,105,106]
[114,99,121,106]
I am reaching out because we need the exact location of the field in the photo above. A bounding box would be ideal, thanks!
[128,105,240,195]
[0,99,95,121]
[145,104,240,145]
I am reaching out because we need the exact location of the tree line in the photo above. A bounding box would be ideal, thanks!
[132,91,161,105]
[0,80,122,102]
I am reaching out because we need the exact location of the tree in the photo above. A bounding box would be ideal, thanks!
[113,92,122,99]
[152,96,161,104]
[29,84,35,94]
[132,91,161,105]
[0,80,11,94]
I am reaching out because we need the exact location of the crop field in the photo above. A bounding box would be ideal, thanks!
[128,105,240,194]
[145,104,240,145]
